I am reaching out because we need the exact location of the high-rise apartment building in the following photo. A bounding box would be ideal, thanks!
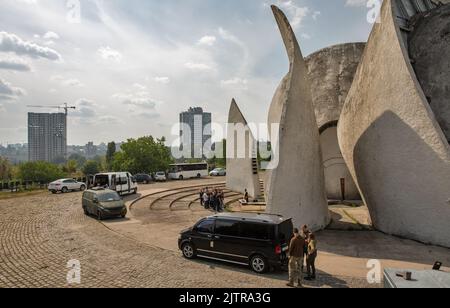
[179,107,212,159]
[28,112,67,163]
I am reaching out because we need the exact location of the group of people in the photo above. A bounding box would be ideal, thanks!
[287,225,318,288]
[199,187,225,212]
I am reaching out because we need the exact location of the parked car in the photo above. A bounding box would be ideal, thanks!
[82,189,127,220]
[154,172,167,182]
[49,179,86,194]
[209,168,226,177]
[178,213,293,273]
[93,172,138,195]
[134,173,153,184]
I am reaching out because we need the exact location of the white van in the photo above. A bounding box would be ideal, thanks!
[93,172,138,196]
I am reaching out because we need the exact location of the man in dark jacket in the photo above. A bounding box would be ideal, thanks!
[287,228,305,288]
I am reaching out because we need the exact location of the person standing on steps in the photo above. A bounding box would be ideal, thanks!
[199,189,204,207]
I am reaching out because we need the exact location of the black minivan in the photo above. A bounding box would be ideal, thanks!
[178,213,293,273]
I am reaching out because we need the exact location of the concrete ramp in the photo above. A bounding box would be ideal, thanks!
[265,5,329,231]
[338,0,450,247]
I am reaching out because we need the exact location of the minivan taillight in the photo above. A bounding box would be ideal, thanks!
[275,245,282,255]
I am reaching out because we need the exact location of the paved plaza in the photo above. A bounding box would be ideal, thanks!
[0,178,448,288]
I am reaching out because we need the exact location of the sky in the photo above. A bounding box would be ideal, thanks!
[0,0,374,146]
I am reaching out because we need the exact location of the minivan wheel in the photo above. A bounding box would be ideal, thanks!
[182,243,196,259]
[250,255,268,274]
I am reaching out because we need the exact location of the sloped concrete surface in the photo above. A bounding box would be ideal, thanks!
[409,3,450,143]
[265,5,329,231]
[226,99,261,199]
[338,0,450,247]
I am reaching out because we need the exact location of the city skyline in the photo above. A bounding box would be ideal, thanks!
[0,0,374,145]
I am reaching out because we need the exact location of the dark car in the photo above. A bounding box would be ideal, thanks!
[82,189,127,220]
[134,174,153,184]
[178,213,293,273]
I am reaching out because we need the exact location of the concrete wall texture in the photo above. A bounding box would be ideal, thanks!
[226,99,261,199]
[338,0,450,247]
[265,6,329,231]
[305,43,365,201]
[409,4,450,143]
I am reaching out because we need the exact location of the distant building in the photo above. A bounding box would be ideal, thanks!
[28,112,67,163]
[179,107,212,159]
[85,142,98,158]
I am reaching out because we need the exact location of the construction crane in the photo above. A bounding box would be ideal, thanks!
[27,103,76,115]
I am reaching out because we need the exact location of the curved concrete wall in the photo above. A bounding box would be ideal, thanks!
[305,43,365,201]
[226,99,261,199]
[266,6,329,231]
[305,43,366,129]
[409,4,450,143]
[338,0,450,247]
[320,126,360,201]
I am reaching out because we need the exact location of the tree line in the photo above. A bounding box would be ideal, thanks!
[0,136,173,184]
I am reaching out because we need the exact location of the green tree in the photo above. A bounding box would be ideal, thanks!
[18,161,66,183]
[112,136,173,174]
[106,142,116,171]
[0,157,12,181]
[66,160,78,174]
[82,160,100,176]
[68,153,87,169]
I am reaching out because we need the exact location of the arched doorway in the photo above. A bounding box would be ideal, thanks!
[320,122,360,201]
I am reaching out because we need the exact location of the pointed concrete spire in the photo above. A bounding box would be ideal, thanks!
[226,98,261,199]
[265,6,329,231]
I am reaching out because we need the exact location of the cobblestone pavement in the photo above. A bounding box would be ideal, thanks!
[0,181,379,288]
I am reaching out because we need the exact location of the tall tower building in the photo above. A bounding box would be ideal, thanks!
[179,107,212,159]
[28,112,67,163]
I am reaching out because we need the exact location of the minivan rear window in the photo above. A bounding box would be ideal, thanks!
[240,223,273,240]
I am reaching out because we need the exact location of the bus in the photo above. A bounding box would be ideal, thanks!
[168,163,209,180]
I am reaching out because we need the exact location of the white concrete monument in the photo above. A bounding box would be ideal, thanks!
[338,0,450,247]
[226,99,261,199]
[265,6,329,231]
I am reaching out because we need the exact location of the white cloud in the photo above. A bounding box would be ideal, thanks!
[221,77,248,90]
[43,31,60,40]
[133,83,147,91]
[345,0,368,7]
[198,35,217,46]
[112,90,162,111]
[51,75,84,87]
[0,57,31,71]
[0,31,62,61]
[273,1,310,29]
[97,46,123,62]
[153,76,170,84]
[184,62,213,72]
[0,79,26,101]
